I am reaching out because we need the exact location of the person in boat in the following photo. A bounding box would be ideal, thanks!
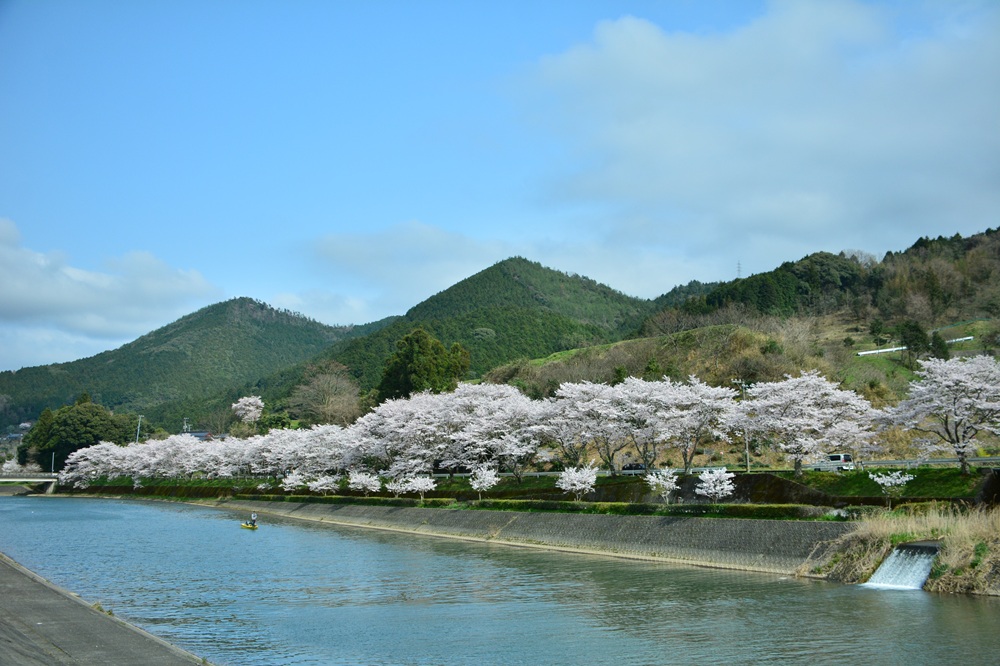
[250,512,257,527]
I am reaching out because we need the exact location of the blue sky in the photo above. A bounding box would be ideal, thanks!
[1,0,998,372]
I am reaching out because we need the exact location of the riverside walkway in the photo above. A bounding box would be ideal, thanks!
[0,553,205,666]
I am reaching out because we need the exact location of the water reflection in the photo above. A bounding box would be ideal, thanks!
[1,497,998,665]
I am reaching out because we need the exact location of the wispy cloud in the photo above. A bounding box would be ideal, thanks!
[308,220,517,317]
[519,2,1000,275]
[0,219,219,368]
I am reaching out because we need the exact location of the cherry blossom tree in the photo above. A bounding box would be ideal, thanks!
[348,470,381,496]
[3,459,42,474]
[349,397,412,474]
[554,382,630,474]
[556,461,598,501]
[281,470,308,492]
[629,376,737,475]
[422,387,478,475]
[232,396,265,424]
[469,463,500,500]
[404,476,437,500]
[615,378,666,472]
[60,442,129,488]
[645,468,679,503]
[868,471,913,509]
[534,397,591,469]
[350,391,447,479]
[695,467,735,503]
[385,477,409,497]
[453,384,542,482]
[737,370,879,477]
[883,355,1000,475]
[308,474,342,495]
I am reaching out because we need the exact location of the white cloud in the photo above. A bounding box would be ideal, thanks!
[0,327,119,372]
[0,218,220,368]
[309,220,518,318]
[520,1,1000,278]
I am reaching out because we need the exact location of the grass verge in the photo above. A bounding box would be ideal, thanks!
[776,468,985,499]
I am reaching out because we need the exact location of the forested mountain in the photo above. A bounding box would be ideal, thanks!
[499,228,999,408]
[642,228,1000,335]
[0,298,380,429]
[314,257,660,390]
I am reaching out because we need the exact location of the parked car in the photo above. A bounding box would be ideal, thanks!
[812,453,855,472]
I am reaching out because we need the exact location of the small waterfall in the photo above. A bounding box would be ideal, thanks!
[863,542,939,590]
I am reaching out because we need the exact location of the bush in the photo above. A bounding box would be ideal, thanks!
[235,494,457,508]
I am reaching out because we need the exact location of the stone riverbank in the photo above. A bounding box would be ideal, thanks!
[210,499,854,575]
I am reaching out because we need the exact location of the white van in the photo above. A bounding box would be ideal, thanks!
[812,453,855,472]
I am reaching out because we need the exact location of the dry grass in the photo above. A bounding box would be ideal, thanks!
[806,505,1000,595]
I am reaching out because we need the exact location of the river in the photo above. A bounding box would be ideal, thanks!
[1,496,998,665]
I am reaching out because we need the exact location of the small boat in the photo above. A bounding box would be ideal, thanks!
[240,521,258,530]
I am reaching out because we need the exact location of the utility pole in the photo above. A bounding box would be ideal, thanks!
[135,415,143,444]
[731,378,751,472]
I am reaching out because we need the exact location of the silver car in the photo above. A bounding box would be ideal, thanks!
[812,453,855,472]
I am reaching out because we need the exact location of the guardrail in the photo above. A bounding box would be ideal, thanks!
[856,335,974,356]
[0,473,59,480]
[852,457,1000,469]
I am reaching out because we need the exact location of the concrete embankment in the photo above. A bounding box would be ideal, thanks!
[0,552,206,666]
[213,499,853,575]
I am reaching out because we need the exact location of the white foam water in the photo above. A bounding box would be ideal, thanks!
[863,543,938,590]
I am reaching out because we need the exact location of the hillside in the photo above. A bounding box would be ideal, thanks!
[643,228,1000,333]
[406,256,654,330]
[485,315,995,409]
[317,257,660,390]
[489,228,1000,402]
[0,298,379,429]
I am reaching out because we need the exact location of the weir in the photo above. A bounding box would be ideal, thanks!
[863,542,940,590]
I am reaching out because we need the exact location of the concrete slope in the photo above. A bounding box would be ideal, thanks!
[0,553,206,666]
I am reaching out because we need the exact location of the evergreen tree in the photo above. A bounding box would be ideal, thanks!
[23,398,132,471]
[19,407,53,466]
[897,320,930,369]
[642,358,664,381]
[870,319,885,348]
[376,328,470,402]
[930,331,950,360]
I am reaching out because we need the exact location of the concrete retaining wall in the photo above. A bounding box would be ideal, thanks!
[215,500,853,575]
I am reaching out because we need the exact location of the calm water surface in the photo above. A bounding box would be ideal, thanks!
[1,497,998,665]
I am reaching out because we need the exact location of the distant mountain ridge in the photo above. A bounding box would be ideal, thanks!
[0,298,380,426]
[642,228,1000,335]
[406,257,653,329]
